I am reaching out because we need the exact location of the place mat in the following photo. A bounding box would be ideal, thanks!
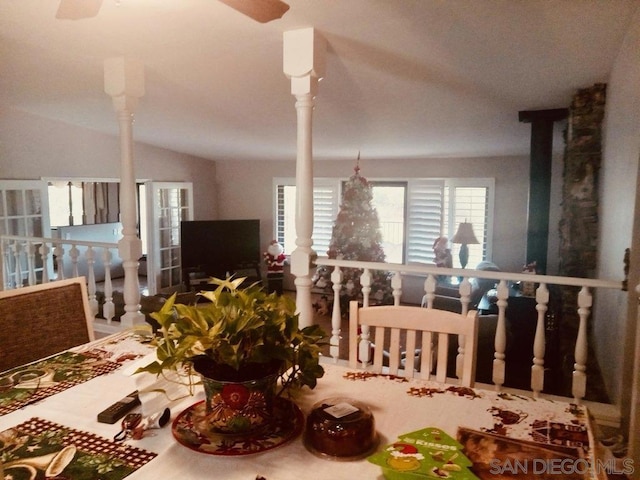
[0,417,157,479]
[0,332,154,416]
[172,398,304,456]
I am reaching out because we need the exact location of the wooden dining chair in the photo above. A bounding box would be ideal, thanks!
[348,301,479,387]
[0,277,95,372]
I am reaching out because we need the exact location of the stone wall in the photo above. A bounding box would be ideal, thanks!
[557,83,608,401]
[559,83,606,276]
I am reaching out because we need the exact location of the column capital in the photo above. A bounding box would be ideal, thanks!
[283,27,326,96]
[104,57,145,112]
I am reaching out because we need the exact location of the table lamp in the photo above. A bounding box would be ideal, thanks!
[452,221,479,269]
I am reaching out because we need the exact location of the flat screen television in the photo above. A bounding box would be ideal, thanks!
[180,219,260,280]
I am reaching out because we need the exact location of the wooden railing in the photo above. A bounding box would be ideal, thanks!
[0,234,124,328]
[314,258,623,412]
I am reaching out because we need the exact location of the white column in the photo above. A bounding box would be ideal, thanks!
[283,28,326,328]
[104,57,145,327]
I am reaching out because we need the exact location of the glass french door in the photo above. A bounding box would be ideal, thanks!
[145,182,193,295]
[0,180,51,289]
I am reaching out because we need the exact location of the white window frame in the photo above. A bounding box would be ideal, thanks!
[273,177,494,267]
[444,178,495,267]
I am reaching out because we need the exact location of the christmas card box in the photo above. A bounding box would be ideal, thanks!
[368,427,478,479]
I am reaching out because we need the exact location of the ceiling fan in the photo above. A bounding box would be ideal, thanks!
[55,0,290,23]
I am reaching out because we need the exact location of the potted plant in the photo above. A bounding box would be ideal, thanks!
[137,277,325,434]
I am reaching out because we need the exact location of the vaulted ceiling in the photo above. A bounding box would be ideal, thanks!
[1,0,637,162]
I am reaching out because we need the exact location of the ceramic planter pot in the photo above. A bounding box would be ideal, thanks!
[193,356,280,435]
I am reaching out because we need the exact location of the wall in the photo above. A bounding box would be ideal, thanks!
[0,108,218,221]
[597,6,640,409]
[215,155,534,276]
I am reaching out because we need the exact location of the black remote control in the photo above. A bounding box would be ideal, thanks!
[97,391,141,424]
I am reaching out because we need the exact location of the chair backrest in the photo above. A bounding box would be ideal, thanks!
[349,301,479,387]
[0,277,95,372]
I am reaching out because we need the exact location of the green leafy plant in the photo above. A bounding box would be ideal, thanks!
[136,277,325,397]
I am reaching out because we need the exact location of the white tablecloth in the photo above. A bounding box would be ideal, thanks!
[0,338,600,480]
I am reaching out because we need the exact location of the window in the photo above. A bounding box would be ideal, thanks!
[275,179,340,257]
[274,177,493,268]
[370,182,406,264]
[47,181,120,227]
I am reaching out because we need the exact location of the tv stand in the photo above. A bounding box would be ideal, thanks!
[183,264,262,292]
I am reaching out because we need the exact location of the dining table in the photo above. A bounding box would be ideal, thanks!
[0,331,605,480]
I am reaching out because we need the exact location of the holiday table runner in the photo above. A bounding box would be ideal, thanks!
[0,331,154,416]
[0,417,156,479]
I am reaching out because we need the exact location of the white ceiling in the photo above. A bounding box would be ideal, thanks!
[1,0,638,162]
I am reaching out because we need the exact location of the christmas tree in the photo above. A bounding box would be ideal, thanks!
[313,163,393,310]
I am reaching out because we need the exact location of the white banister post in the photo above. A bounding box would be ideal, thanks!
[493,279,509,390]
[26,241,36,286]
[53,242,65,280]
[39,243,50,283]
[102,248,115,323]
[0,239,8,289]
[361,268,371,307]
[69,244,80,278]
[531,282,549,397]
[456,277,472,378]
[85,246,99,317]
[330,266,343,361]
[458,277,472,315]
[391,271,402,306]
[573,286,592,403]
[283,27,326,329]
[11,241,23,288]
[104,57,145,327]
[422,274,437,308]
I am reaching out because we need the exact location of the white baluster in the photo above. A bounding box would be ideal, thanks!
[358,317,371,369]
[456,277,472,378]
[26,241,37,286]
[531,282,549,397]
[53,242,65,280]
[573,286,592,403]
[11,241,23,288]
[69,244,80,278]
[361,268,372,307]
[330,266,343,362]
[102,248,115,323]
[493,279,509,390]
[391,271,402,306]
[422,273,438,374]
[85,246,99,317]
[422,274,437,308]
[39,242,50,283]
[458,277,472,315]
[1,241,11,289]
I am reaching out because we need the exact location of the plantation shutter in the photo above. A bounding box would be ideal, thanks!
[312,182,339,257]
[275,180,339,257]
[405,179,445,264]
[276,185,287,247]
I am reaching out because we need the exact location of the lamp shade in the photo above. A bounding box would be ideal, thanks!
[452,222,479,245]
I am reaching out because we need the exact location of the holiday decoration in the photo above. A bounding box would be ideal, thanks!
[263,240,286,273]
[313,161,392,310]
[432,236,453,269]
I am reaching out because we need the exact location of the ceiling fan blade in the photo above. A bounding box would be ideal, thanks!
[56,0,103,20]
[218,0,290,23]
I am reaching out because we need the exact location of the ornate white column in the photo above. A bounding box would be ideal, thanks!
[283,28,326,328]
[104,57,145,327]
